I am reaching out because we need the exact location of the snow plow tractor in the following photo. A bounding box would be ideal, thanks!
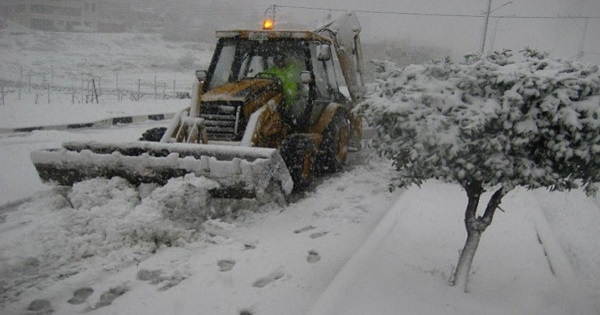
[31,12,366,200]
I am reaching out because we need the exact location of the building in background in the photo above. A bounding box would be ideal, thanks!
[0,0,161,32]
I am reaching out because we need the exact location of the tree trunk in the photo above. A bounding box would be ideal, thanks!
[452,227,483,292]
[451,182,506,292]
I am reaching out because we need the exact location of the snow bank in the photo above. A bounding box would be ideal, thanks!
[0,175,222,305]
[534,189,600,311]
[0,100,188,130]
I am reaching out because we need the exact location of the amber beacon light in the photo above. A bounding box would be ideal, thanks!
[262,19,274,30]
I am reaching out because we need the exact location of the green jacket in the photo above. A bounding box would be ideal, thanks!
[265,64,299,107]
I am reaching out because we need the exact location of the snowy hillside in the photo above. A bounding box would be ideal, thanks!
[1,23,599,315]
[0,23,213,113]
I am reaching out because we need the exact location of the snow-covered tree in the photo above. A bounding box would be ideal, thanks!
[358,49,600,292]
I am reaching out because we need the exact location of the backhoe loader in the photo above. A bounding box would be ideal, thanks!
[31,12,366,200]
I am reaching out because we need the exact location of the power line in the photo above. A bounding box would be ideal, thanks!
[277,5,483,18]
[275,4,600,20]
[493,14,600,19]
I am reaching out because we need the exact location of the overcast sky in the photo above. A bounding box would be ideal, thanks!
[219,0,600,64]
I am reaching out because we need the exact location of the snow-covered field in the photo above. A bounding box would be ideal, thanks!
[0,23,599,315]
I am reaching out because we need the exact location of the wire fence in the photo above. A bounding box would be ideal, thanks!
[0,66,191,106]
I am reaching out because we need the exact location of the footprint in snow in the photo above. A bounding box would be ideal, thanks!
[243,241,257,250]
[294,225,316,234]
[95,285,128,309]
[307,251,321,264]
[27,299,53,314]
[136,269,163,283]
[218,259,236,272]
[157,274,187,292]
[252,270,284,288]
[67,287,94,305]
[310,231,329,239]
[137,268,187,291]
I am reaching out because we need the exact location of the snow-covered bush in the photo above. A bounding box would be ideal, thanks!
[358,49,600,291]
[360,49,600,194]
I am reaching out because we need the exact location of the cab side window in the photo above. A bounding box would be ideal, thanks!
[309,43,339,124]
[310,44,334,100]
[209,44,236,90]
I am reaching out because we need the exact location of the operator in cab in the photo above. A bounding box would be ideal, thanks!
[265,53,301,107]
[265,52,308,126]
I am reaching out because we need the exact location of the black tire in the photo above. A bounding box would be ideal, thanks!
[139,127,167,142]
[318,111,350,173]
[280,135,316,192]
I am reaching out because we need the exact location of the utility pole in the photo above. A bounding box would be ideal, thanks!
[576,18,588,60]
[488,18,501,52]
[480,0,512,54]
[480,0,492,53]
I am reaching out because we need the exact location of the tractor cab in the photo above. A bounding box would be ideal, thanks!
[199,30,352,131]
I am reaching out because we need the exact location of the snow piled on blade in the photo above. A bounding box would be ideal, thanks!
[0,174,223,305]
[31,141,294,198]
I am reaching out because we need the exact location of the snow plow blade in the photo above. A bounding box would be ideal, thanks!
[31,141,294,199]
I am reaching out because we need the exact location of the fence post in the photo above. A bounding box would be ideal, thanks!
[85,79,89,103]
[71,78,74,104]
[115,72,119,101]
[19,66,23,100]
[92,79,99,103]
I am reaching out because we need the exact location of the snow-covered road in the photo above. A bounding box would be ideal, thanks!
[0,121,401,313]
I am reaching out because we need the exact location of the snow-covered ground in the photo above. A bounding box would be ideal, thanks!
[0,21,213,96]
[0,23,599,315]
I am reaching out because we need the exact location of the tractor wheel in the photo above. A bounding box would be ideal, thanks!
[139,127,167,142]
[318,111,350,173]
[281,135,316,192]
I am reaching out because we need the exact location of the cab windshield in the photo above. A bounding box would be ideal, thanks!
[207,39,307,90]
